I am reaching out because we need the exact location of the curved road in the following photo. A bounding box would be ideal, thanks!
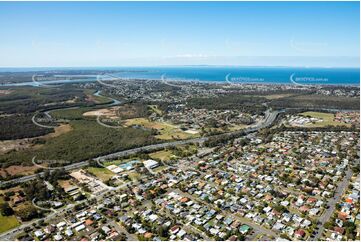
[0,109,282,188]
[3,106,349,188]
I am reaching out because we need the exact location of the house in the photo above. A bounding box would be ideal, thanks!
[44,181,54,191]
[65,229,73,237]
[53,234,63,241]
[53,201,63,208]
[45,225,56,234]
[75,224,85,232]
[295,229,305,239]
[228,235,238,241]
[102,226,111,234]
[224,217,233,226]
[177,229,186,238]
[299,205,310,213]
[85,219,94,226]
[170,225,180,234]
[263,206,272,213]
[334,227,345,235]
[144,232,153,239]
[34,230,44,239]
[149,214,158,222]
[239,225,250,234]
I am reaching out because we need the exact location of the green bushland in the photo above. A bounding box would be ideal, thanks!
[0,86,88,114]
[187,93,267,114]
[0,113,54,140]
[0,119,157,169]
[270,94,359,110]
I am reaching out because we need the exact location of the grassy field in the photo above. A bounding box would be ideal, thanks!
[50,107,95,120]
[149,150,174,161]
[0,197,20,233]
[262,94,295,100]
[300,112,350,127]
[228,124,247,131]
[86,167,115,182]
[123,118,198,140]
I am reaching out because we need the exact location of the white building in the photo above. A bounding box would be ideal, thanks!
[143,159,159,169]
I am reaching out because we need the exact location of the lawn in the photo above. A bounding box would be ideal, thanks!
[0,197,20,233]
[149,150,174,161]
[86,167,115,182]
[0,213,20,233]
[300,112,350,127]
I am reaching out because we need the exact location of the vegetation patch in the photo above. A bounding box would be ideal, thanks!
[0,113,54,140]
[270,94,360,110]
[0,120,156,170]
[300,112,350,127]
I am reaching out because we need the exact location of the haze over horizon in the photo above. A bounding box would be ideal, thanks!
[0,1,359,68]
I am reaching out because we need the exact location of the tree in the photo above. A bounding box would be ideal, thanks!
[15,205,39,221]
[0,202,14,216]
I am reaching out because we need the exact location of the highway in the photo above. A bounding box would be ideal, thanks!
[0,109,281,188]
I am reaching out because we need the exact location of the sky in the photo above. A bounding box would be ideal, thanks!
[0,1,359,67]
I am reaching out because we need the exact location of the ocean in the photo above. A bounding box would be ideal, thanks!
[1,66,359,86]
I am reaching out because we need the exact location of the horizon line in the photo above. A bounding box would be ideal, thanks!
[0,64,360,69]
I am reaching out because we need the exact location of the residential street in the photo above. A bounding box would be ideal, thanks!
[313,168,353,240]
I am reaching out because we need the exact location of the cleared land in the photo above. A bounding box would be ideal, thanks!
[123,118,198,140]
[86,167,115,182]
[0,165,39,178]
[83,107,119,118]
[149,150,174,161]
[300,112,351,127]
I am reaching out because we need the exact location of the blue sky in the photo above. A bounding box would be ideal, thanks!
[0,1,359,67]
